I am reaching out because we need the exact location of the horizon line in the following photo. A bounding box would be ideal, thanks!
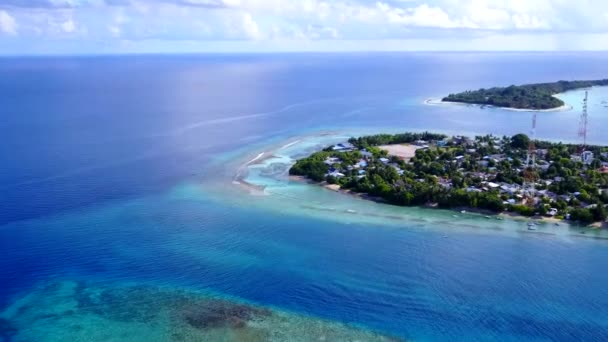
[2,50,608,58]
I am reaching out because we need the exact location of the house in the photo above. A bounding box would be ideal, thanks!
[548,208,558,216]
[415,140,428,146]
[582,151,594,165]
[500,185,519,195]
[327,171,345,178]
[360,150,373,158]
[379,158,390,164]
[357,159,368,168]
[486,182,500,189]
[324,157,341,165]
[332,142,354,151]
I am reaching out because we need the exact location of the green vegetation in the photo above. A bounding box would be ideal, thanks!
[348,132,447,148]
[290,132,608,225]
[443,79,608,110]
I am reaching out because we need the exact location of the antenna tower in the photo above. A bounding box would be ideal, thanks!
[523,113,537,196]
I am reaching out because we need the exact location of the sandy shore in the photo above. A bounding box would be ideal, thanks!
[298,176,605,228]
[424,98,572,113]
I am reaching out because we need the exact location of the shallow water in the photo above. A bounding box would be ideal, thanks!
[1,280,398,342]
[2,53,608,341]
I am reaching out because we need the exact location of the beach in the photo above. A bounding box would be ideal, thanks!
[424,98,573,113]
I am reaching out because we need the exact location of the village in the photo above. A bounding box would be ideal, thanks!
[290,132,608,225]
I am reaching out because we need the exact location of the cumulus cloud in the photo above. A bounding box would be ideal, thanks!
[241,12,260,39]
[2,0,608,53]
[0,10,17,35]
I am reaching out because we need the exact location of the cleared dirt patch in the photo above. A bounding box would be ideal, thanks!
[379,144,420,160]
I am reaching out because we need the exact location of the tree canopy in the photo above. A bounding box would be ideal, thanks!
[443,79,608,110]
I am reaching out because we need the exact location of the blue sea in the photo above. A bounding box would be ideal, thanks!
[2,53,608,341]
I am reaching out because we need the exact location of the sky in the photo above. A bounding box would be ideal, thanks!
[1,0,608,55]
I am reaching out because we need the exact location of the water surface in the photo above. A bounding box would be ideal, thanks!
[2,53,608,341]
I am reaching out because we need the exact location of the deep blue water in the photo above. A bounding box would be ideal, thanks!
[2,53,608,340]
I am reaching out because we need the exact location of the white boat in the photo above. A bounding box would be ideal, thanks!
[527,222,537,230]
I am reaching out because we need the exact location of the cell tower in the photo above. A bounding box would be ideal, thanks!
[523,112,537,196]
[578,90,589,153]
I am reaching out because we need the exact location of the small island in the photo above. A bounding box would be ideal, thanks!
[443,79,608,110]
[290,132,608,225]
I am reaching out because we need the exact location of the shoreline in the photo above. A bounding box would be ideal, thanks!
[291,175,603,229]
[225,132,606,235]
[424,98,573,113]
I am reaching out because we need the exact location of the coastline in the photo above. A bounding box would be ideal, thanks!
[424,98,573,113]
[222,132,607,238]
[290,175,605,228]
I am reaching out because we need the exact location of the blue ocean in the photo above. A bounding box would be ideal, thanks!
[2,53,608,341]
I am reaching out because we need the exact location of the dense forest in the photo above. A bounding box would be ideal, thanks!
[443,79,608,110]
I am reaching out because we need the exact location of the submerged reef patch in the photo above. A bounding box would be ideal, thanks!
[0,280,402,341]
[181,299,271,330]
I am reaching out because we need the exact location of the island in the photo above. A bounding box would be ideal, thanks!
[289,132,608,225]
[442,79,608,110]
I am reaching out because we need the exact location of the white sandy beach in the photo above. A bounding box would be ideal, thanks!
[424,98,573,113]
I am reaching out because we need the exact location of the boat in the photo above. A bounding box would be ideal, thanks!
[461,210,467,214]
[527,222,537,230]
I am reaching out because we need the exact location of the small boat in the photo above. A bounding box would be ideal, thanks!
[527,222,537,230]
[346,209,356,214]
[461,210,467,214]
[484,216,491,219]
[554,223,560,226]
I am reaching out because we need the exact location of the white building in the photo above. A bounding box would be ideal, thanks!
[582,151,594,165]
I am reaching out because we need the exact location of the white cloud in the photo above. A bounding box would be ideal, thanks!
[3,0,608,54]
[512,13,549,29]
[0,10,17,35]
[241,12,261,39]
[61,19,76,33]
[378,3,461,28]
